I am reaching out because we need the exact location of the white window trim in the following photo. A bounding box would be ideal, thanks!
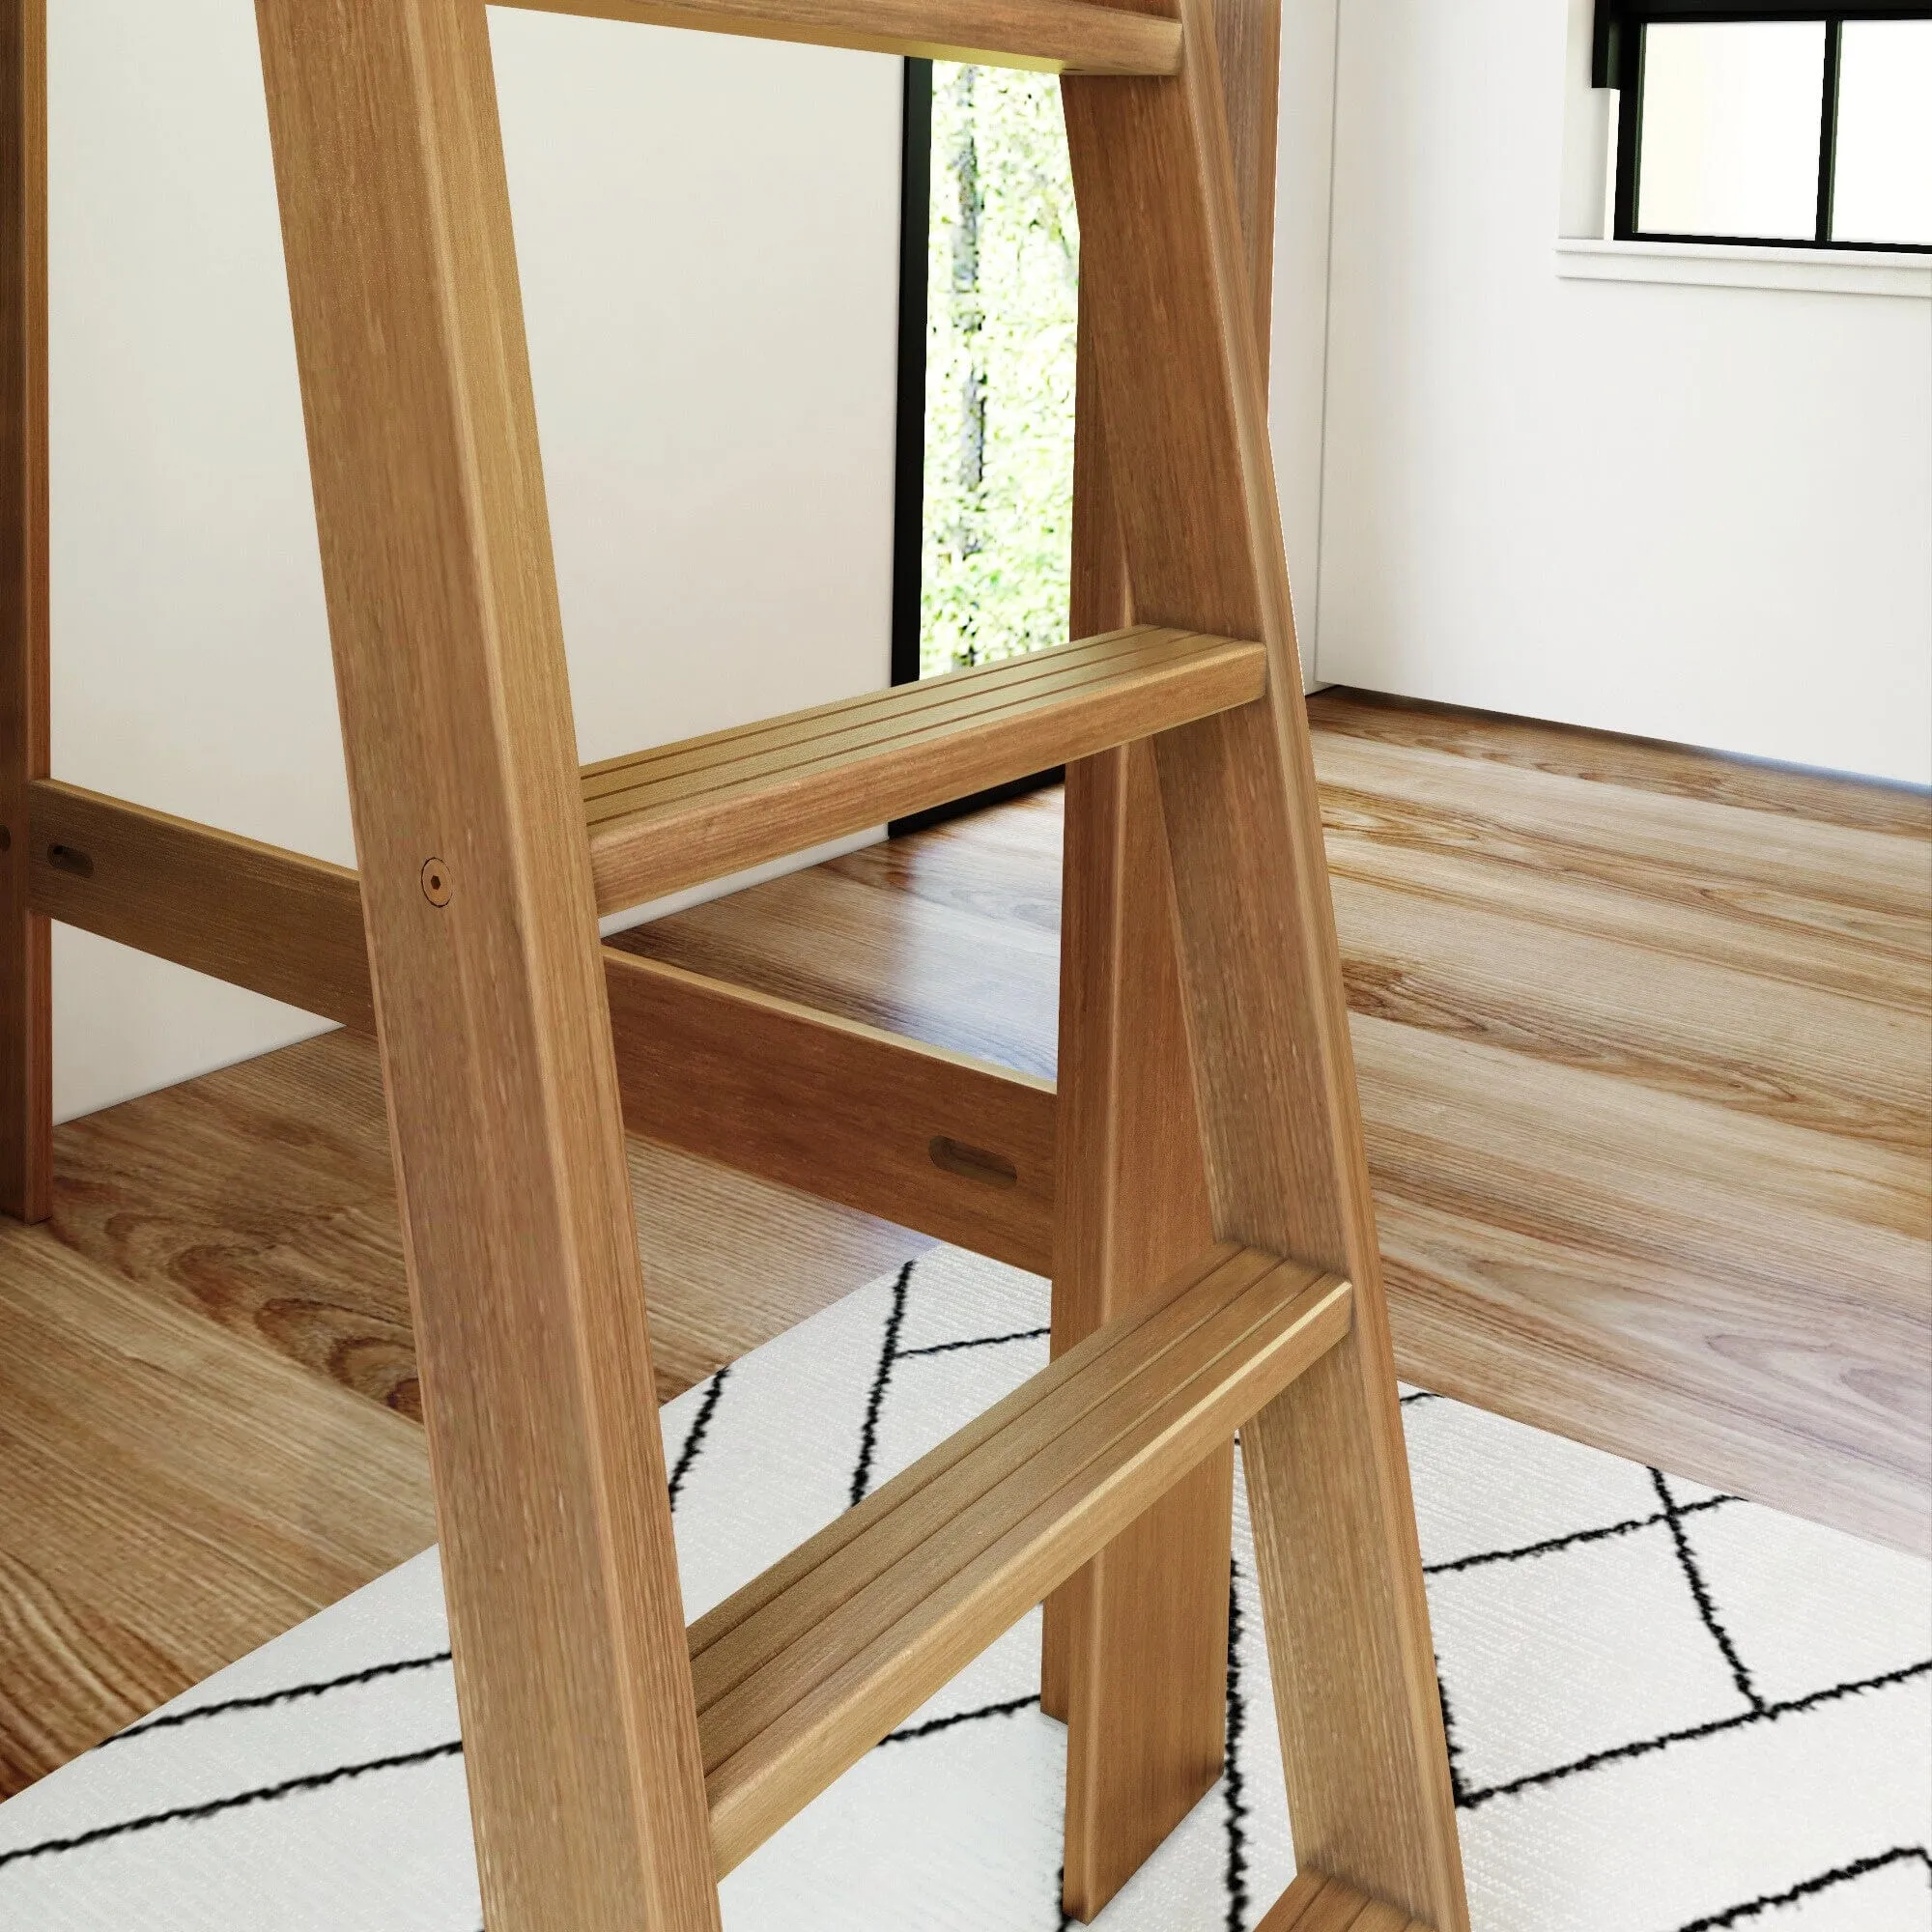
[1556,236,1932,298]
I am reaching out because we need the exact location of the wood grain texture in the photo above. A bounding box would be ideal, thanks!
[41,720,1914,1531]
[618,806,1064,1076]
[44,1025,928,1421]
[29,779,376,1030]
[1317,686,1932,838]
[28,780,1055,1268]
[0,0,48,1223]
[668,752,1921,1554]
[0,1221,435,1793]
[1045,0,1279,1899]
[497,0,1181,72]
[1256,1867,1433,1931]
[1064,0,1469,1917]
[582,625,1264,918]
[1050,734,1226,1903]
[606,947,1054,1272]
[692,1249,1350,1873]
[256,0,718,1923]
[9,704,1923,1797]
[1307,696,1931,1554]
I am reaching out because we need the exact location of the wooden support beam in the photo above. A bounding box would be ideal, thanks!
[255,0,720,1923]
[605,948,1054,1272]
[0,0,48,1223]
[1064,0,1470,1916]
[29,780,376,1032]
[689,1245,1350,1875]
[496,0,1181,75]
[26,778,1057,1270]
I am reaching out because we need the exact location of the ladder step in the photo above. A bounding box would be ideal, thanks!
[581,625,1265,916]
[687,1242,1351,1872]
[499,0,1181,77]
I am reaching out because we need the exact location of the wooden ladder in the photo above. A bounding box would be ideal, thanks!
[0,0,1470,1924]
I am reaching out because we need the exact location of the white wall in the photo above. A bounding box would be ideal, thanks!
[1311,0,1932,785]
[1269,0,1343,683]
[49,0,901,1122]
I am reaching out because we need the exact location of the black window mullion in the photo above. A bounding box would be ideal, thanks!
[889,58,934,694]
[1612,19,1646,239]
[1815,16,1842,243]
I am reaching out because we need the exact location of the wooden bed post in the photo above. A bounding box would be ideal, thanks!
[0,0,50,1227]
[1046,0,1280,1912]
[253,1,719,1925]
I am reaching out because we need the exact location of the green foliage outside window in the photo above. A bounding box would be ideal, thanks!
[921,64,1079,679]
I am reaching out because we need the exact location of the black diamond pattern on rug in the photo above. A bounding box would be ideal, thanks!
[1,1245,1925,1932]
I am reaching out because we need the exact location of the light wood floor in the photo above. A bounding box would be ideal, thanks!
[2,690,1926,1799]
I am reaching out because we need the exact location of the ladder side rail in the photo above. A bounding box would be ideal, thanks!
[0,0,49,1224]
[254,2,719,1927]
[1045,0,1280,1908]
[1062,0,1470,1920]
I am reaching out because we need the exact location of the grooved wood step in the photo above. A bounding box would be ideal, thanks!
[498,0,1181,75]
[581,624,1267,916]
[686,1242,1352,1872]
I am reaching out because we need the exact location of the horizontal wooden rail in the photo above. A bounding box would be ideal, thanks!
[687,1243,1352,1871]
[580,625,1266,916]
[26,780,1056,1268]
[497,0,1181,74]
[29,780,377,1031]
[606,949,1054,1270]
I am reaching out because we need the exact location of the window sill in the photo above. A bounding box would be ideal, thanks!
[1554,238,1931,298]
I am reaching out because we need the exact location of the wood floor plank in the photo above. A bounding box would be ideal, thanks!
[0,1223,436,1793]
[1310,688,1932,841]
[6,688,1925,1804]
[1354,1016,1928,1548]
[613,860,1060,1078]
[1330,870,1931,1151]
[46,1027,930,1418]
[1315,729,1932,935]
[1323,817,1929,1015]
[617,724,1928,1550]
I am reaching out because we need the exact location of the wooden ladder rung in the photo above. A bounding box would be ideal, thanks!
[582,625,1265,916]
[499,0,1180,76]
[688,1241,1352,1872]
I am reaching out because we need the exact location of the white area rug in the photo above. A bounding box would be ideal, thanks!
[2,1247,1927,1930]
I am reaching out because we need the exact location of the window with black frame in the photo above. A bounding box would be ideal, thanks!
[1594,1,1931,249]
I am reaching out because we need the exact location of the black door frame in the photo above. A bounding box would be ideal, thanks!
[888,59,1065,836]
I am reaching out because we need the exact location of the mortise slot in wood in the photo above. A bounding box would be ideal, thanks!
[45,843,92,878]
[927,1135,1018,1188]
[684,1244,1352,1872]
